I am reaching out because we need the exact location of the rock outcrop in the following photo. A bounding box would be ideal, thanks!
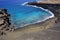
[0,9,14,35]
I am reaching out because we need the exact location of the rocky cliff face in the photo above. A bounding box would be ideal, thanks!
[0,9,14,35]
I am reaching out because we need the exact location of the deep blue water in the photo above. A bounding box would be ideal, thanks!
[0,0,54,28]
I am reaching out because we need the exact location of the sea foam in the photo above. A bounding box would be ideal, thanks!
[14,2,54,29]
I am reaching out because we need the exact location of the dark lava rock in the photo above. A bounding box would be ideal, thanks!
[27,2,60,23]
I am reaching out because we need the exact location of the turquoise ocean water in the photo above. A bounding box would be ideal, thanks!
[0,0,54,28]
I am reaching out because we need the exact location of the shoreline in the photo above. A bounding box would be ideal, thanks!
[14,3,55,29]
[26,2,60,21]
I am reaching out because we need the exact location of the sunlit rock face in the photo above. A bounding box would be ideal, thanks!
[37,0,60,3]
[0,0,54,29]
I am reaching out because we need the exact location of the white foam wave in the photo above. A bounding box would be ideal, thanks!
[15,2,54,29]
[21,2,28,5]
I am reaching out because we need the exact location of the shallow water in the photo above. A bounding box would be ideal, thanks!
[0,0,54,28]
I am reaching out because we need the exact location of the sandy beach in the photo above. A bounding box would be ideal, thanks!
[0,0,60,40]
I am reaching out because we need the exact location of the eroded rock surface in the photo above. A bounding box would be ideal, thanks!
[0,9,14,35]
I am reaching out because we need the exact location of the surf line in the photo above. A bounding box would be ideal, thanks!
[15,2,54,29]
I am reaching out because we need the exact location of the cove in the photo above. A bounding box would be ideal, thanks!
[0,0,54,29]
